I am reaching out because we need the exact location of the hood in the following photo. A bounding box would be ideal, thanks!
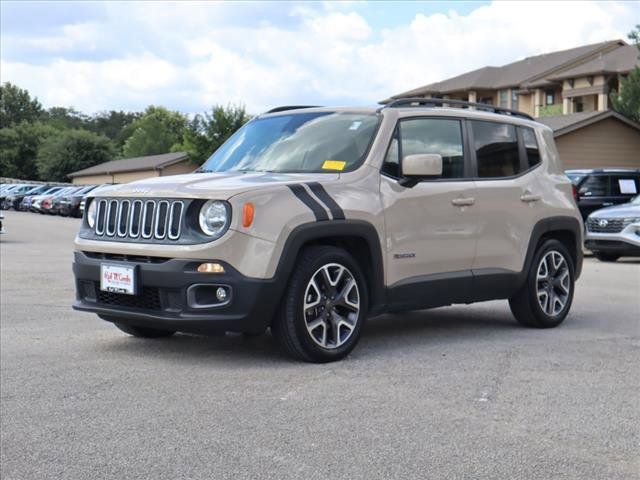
[94,171,340,199]
[589,203,640,219]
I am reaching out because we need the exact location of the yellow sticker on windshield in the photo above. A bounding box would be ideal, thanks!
[322,160,347,171]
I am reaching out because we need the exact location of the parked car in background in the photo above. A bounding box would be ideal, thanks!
[566,168,640,221]
[2,184,40,209]
[42,186,85,214]
[0,212,4,234]
[14,185,62,211]
[28,186,68,213]
[34,187,78,214]
[585,195,640,262]
[21,186,65,211]
[56,185,99,217]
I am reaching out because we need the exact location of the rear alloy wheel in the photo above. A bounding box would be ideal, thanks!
[272,246,368,362]
[509,239,575,328]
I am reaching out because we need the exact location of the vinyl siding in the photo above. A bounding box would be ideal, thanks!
[556,118,640,169]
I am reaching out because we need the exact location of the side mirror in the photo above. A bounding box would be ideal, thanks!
[399,153,443,187]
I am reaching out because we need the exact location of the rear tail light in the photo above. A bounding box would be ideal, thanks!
[571,184,578,203]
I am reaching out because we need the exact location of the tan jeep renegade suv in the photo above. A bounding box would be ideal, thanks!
[73,98,583,362]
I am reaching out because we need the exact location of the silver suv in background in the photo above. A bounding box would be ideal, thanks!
[585,195,640,262]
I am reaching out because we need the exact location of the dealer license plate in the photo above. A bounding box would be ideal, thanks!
[100,264,136,295]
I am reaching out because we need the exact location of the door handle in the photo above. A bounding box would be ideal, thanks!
[451,197,475,207]
[520,193,541,203]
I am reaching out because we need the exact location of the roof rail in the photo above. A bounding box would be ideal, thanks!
[380,97,534,121]
[265,105,321,114]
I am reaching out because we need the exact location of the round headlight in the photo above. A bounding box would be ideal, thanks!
[86,199,97,228]
[199,200,230,238]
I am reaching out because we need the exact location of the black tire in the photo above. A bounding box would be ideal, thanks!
[271,245,368,363]
[509,239,575,328]
[112,321,176,338]
[594,252,620,262]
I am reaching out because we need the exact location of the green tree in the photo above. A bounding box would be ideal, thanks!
[122,106,187,158]
[0,122,57,179]
[611,25,640,122]
[0,82,44,128]
[90,110,142,143]
[176,104,250,165]
[36,129,114,182]
[43,107,92,131]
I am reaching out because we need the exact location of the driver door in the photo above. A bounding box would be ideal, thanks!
[380,117,477,295]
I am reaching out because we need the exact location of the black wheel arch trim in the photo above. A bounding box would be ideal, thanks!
[520,215,583,281]
[271,219,386,313]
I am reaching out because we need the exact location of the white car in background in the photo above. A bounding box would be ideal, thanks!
[585,195,640,262]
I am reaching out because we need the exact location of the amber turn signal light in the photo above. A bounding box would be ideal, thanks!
[243,202,255,228]
[197,262,225,274]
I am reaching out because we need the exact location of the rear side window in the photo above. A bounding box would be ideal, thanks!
[521,127,541,168]
[609,175,639,196]
[471,121,520,178]
[382,118,465,179]
[579,175,608,197]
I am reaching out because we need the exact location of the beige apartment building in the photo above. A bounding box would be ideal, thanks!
[69,152,194,185]
[385,40,640,169]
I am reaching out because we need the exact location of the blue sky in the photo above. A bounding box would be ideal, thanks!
[1,1,637,115]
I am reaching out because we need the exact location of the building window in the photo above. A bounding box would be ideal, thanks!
[499,90,509,108]
[574,97,584,113]
[545,90,555,105]
[511,90,519,110]
[471,121,520,178]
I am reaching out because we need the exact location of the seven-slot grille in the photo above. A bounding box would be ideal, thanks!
[94,199,185,241]
[586,217,631,234]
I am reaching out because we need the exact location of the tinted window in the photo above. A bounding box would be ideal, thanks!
[521,127,540,168]
[579,175,608,197]
[610,175,639,196]
[471,121,520,178]
[382,119,465,179]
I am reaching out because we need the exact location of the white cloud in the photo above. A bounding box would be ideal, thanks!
[0,1,636,114]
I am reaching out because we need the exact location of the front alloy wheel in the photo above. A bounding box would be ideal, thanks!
[303,263,360,349]
[272,245,368,362]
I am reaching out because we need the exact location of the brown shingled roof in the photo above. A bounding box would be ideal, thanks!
[386,40,626,100]
[547,45,639,80]
[68,152,190,178]
[537,110,640,136]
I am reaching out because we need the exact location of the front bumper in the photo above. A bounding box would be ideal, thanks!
[585,222,640,255]
[72,251,280,334]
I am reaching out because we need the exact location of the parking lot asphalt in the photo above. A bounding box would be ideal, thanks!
[1,210,639,480]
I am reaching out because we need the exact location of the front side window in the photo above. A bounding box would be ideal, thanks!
[521,127,541,168]
[471,121,520,178]
[199,112,380,173]
[579,175,608,197]
[382,118,465,179]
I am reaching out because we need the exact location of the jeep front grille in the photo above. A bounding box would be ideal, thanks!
[93,198,185,241]
[587,218,631,234]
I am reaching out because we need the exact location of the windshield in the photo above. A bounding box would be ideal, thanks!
[199,112,380,174]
